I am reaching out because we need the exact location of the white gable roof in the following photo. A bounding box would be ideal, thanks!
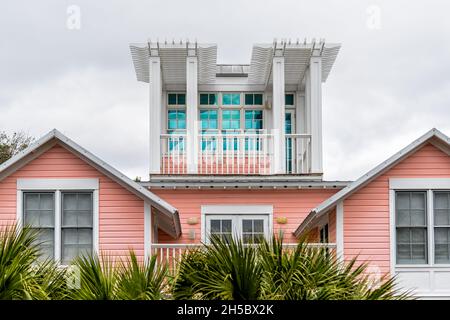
[294,128,450,237]
[0,129,181,238]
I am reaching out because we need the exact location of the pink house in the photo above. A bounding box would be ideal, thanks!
[1,40,450,298]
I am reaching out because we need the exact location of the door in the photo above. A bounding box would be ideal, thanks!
[285,110,296,173]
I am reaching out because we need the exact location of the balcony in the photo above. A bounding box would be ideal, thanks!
[159,132,311,175]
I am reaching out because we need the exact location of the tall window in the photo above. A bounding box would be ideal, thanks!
[434,192,450,263]
[200,110,218,151]
[61,192,93,265]
[245,110,263,151]
[167,110,186,151]
[23,191,94,264]
[222,110,241,150]
[24,193,55,260]
[396,191,427,264]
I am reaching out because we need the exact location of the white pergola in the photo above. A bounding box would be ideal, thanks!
[129,39,341,176]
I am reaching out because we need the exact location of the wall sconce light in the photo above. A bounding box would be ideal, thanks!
[188,229,196,240]
[276,217,288,224]
[187,217,198,225]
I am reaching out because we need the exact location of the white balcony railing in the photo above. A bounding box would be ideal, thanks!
[160,132,311,175]
[151,242,337,274]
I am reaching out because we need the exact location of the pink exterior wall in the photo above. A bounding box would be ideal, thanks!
[343,143,450,275]
[152,188,339,243]
[0,144,145,260]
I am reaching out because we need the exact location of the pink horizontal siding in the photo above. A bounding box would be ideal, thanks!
[152,188,339,243]
[343,143,450,275]
[0,144,145,260]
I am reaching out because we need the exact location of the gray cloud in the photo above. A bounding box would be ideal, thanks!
[1,0,449,181]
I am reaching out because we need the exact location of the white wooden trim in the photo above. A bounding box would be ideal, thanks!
[17,178,99,190]
[54,191,62,263]
[201,205,273,243]
[389,189,396,276]
[390,178,450,190]
[201,205,273,215]
[17,179,100,265]
[93,189,99,255]
[144,202,151,260]
[16,190,23,228]
[336,201,344,262]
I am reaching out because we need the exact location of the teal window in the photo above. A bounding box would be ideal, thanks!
[168,93,186,105]
[167,110,186,151]
[222,93,241,106]
[245,110,263,130]
[222,110,240,150]
[167,110,186,131]
[200,110,218,151]
[200,93,217,105]
[285,113,293,172]
[245,93,263,106]
[285,94,294,106]
[245,110,263,150]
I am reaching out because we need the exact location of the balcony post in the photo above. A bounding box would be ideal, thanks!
[149,53,162,174]
[308,49,323,174]
[271,51,286,174]
[186,48,199,174]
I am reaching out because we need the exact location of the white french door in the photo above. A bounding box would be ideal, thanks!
[205,214,269,244]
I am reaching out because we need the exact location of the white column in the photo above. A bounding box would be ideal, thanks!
[186,55,199,174]
[336,201,344,262]
[149,56,162,174]
[309,51,323,174]
[271,54,286,174]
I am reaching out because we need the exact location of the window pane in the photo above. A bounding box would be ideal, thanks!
[223,94,231,105]
[411,192,425,209]
[177,94,186,105]
[245,94,253,105]
[209,94,216,105]
[62,193,93,264]
[411,210,426,226]
[232,94,240,105]
[254,94,263,105]
[254,220,263,232]
[168,94,177,105]
[285,94,294,105]
[24,193,55,260]
[435,192,450,226]
[396,192,410,209]
[211,220,220,232]
[435,228,450,264]
[242,220,252,232]
[200,94,209,105]
[222,220,232,232]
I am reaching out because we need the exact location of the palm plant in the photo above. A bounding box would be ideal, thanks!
[173,235,262,300]
[69,250,167,300]
[172,235,411,300]
[0,224,68,300]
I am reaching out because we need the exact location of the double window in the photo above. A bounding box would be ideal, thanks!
[24,191,94,265]
[395,190,450,265]
[205,215,269,244]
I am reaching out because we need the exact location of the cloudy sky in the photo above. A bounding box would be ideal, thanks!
[1,1,449,181]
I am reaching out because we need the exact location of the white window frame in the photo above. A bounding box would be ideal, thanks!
[16,178,99,265]
[201,205,273,243]
[390,178,450,272]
